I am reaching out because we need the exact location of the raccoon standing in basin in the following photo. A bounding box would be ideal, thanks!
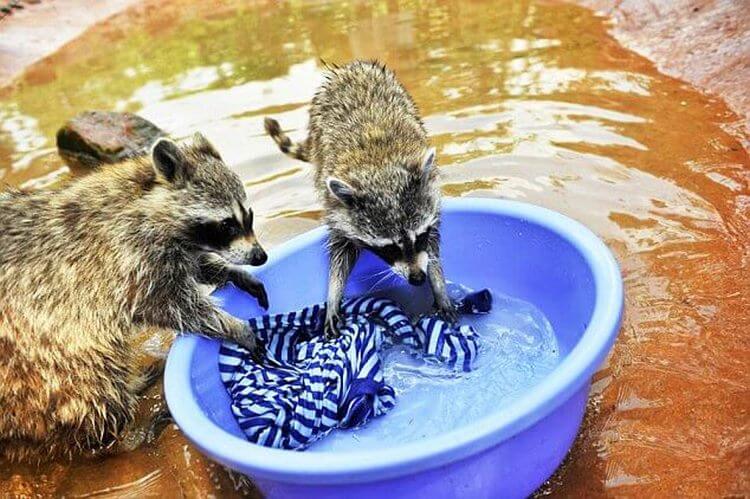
[264,60,455,336]
[0,133,268,461]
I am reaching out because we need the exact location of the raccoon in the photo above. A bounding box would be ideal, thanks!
[264,60,456,336]
[0,133,268,461]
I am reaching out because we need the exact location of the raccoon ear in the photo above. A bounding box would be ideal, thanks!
[421,147,436,178]
[192,132,221,160]
[326,177,356,207]
[151,138,186,183]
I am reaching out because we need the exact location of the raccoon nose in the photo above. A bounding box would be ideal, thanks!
[250,245,267,266]
[408,270,426,286]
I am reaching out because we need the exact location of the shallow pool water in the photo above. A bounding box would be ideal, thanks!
[0,0,747,497]
[312,286,560,451]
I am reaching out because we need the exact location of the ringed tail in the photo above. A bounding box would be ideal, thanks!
[263,117,309,162]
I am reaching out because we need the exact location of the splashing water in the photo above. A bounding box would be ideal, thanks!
[310,284,560,451]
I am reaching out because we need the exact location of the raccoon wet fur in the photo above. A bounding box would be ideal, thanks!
[0,133,268,462]
[265,60,456,336]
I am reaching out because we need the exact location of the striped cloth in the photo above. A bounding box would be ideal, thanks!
[219,289,492,450]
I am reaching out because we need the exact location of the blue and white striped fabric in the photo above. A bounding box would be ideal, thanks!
[219,289,492,450]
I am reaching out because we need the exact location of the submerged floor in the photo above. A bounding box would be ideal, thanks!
[0,0,748,496]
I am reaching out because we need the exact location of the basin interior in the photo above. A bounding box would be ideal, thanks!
[188,208,597,447]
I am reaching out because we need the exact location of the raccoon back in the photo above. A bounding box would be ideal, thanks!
[308,60,429,184]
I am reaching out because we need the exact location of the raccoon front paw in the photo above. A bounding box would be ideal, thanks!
[233,322,264,361]
[435,299,458,324]
[145,407,173,445]
[324,312,342,340]
[112,406,173,454]
[233,271,269,310]
[249,342,265,364]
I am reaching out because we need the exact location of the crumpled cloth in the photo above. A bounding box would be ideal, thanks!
[218,289,492,449]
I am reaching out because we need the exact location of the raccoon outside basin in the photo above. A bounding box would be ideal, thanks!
[164,198,623,499]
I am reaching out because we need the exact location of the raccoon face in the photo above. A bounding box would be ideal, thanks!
[151,134,267,266]
[365,224,436,285]
[187,202,267,266]
[326,148,439,285]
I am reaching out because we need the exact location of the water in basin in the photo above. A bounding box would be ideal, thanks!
[310,284,561,451]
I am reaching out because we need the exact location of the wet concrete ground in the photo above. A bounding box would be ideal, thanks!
[3,0,748,148]
[0,0,141,86]
[0,0,748,496]
[569,0,750,150]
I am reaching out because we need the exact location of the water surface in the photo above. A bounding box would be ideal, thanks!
[312,285,560,451]
[0,0,747,496]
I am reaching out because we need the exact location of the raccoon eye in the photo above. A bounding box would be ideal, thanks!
[415,226,434,251]
[415,230,430,250]
[219,218,240,238]
[372,243,402,263]
[188,219,238,249]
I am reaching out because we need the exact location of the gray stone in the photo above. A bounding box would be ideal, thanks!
[56,111,165,169]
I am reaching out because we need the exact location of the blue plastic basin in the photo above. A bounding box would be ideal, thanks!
[164,198,623,498]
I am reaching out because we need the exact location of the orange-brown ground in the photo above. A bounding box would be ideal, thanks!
[0,0,142,86]
[568,0,750,150]
[0,0,748,497]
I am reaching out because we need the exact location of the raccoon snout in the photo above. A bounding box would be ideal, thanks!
[228,237,267,266]
[393,260,427,286]
[249,244,267,266]
[404,251,429,285]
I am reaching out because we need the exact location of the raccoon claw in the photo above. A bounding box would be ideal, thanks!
[324,314,342,340]
[435,300,458,324]
[252,282,269,310]
[250,343,265,364]
[234,322,261,351]
[239,336,265,364]
[145,408,173,445]
[234,272,269,309]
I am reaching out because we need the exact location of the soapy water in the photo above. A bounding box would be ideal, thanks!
[309,283,560,452]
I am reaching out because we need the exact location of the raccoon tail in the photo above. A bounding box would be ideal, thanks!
[263,117,309,162]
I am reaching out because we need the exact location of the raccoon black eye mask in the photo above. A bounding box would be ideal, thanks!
[191,212,269,309]
[366,227,434,265]
[190,218,242,249]
[369,242,402,264]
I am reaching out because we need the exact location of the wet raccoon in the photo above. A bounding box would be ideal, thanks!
[0,133,268,462]
[265,60,456,336]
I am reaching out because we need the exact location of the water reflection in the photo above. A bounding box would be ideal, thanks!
[0,0,748,496]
